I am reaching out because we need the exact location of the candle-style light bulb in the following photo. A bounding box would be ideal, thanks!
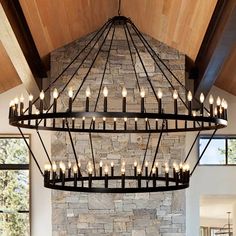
[68,161,72,169]
[134,161,137,167]
[104,165,109,174]
[73,164,78,173]
[165,166,169,173]
[68,88,73,98]
[209,95,214,104]
[103,86,108,97]
[187,91,192,101]
[152,167,156,174]
[216,96,221,106]
[145,161,148,167]
[86,87,91,97]
[111,162,114,167]
[140,87,145,98]
[122,87,127,97]
[173,90,178,99]
[157,89,163,99]
[44,163,51,171]
[20,94,24,103]
[40,91,45,100]
[137,166,141,174]
[53,88,58,99]
[29,94,33,102]
[99,161,103,167]
[200,93,205,103]
[52,162,57,172]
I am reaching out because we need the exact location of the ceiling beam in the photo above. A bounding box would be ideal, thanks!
[194,0,236,98]
[1,0,47,89]
[0,4,40,98]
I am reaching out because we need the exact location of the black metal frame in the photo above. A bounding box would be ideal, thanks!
[8,15,228,193]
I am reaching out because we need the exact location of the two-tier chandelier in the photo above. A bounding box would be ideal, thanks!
[8,12,227,193]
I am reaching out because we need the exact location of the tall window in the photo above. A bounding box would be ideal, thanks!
[0,135,30,236]
[199,136,236,165]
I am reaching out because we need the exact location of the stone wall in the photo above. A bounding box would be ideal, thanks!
[50,24,186,236]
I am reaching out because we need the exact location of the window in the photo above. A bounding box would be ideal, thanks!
[0,135,30,236]
[199,136,236,165]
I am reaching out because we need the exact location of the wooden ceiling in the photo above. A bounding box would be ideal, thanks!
[0,0,236,96]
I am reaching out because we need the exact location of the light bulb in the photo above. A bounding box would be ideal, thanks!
[114,117,117,122]
[68,88,73,98]
[157,89,163,99]
[29,94,33,102]
[173,90,178,99]
[111,162,114,167]
[103,86,108,97]
[61,163,66,173]
[9,100,14,107]
[121,167,125,174]
[78,162,81,168]
[68,161,72,169]
[225,101,228,109]
[124,117,127,122]
[140,87,145,98]
[14,97,19,104]
[134,161,137,167]
[221,99,225,108]
[145,118,148,121]
[53,88,58,99]
[152,167,156,174]
[122,161,125,166]
[145,161,148,167]
[92,117,96,121]
[82,116,85,120]
[39,91,45,100]
[216,96,221,106]
[122,87,127,97]
[52,162,57,172]
[73,164,78,173]
[86,86,91,97]
[214,107,218,116]
[187,91,192,102]
[135,117,138,122]
[185,164,190,171]
[173,162,177,168]
[175,166,180,172]
[209,95,214,105]
[179,163,183,169]
[20,94,24,102]
[99,161,103,167]
[44,163,51,171]
[104,165,109,174]
[137,166,141,174]
[192,110,196,117]
[155,162,158,167]
[165,166,169,173]
[200,93,204,103]
[88,167,93,174]
[103,117,106,121]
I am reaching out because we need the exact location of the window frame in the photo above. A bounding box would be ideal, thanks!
[198,135,236,166]
[0,134,31,235]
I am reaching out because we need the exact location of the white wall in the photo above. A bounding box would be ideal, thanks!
[0,85,52,236]
[186,86,236,236]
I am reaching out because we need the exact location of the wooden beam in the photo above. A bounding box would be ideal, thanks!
[1,0,47,89]
[194,0,236,98]
[0,4,40,98]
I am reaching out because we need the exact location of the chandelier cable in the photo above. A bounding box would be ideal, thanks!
[118,0,121,16]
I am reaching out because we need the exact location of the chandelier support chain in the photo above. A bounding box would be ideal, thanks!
[9,15,228,193]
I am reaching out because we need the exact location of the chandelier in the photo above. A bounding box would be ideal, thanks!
[8,13,227,193]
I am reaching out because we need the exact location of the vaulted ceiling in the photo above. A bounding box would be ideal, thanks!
[0,0,236,97]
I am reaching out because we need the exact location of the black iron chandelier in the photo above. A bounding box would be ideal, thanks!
[8,12,227,193]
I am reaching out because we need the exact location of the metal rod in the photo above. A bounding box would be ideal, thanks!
[24,19,112,114]
[184,131,201,163]
[73,20,114,103]
[65,120,79,166]
[36,129,52,165]
[89,133,96,176]
[124,23,159,103]
[190,129,217,176]
[148,120,165,181]
[18,127,43,176]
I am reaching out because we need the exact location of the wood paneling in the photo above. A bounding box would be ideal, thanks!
[0,42,21,93]
[19,0,118,64]
[121,0,217,62]
[215,44,236,95]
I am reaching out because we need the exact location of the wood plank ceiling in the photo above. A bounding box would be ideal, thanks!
[1,0,235,95]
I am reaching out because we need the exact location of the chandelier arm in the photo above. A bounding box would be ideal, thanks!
[36,129,52,165]
[129,20,210,113]
[72,20,115,103]
[89,133,96,176]
[36,20,113,127]
[24,19,112,114]
[124,23,159,103]
[18,127,44,176]
[127,21,188,110]
[190,128,217,176]
[183,131,201,163]
[147,120,165,182]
